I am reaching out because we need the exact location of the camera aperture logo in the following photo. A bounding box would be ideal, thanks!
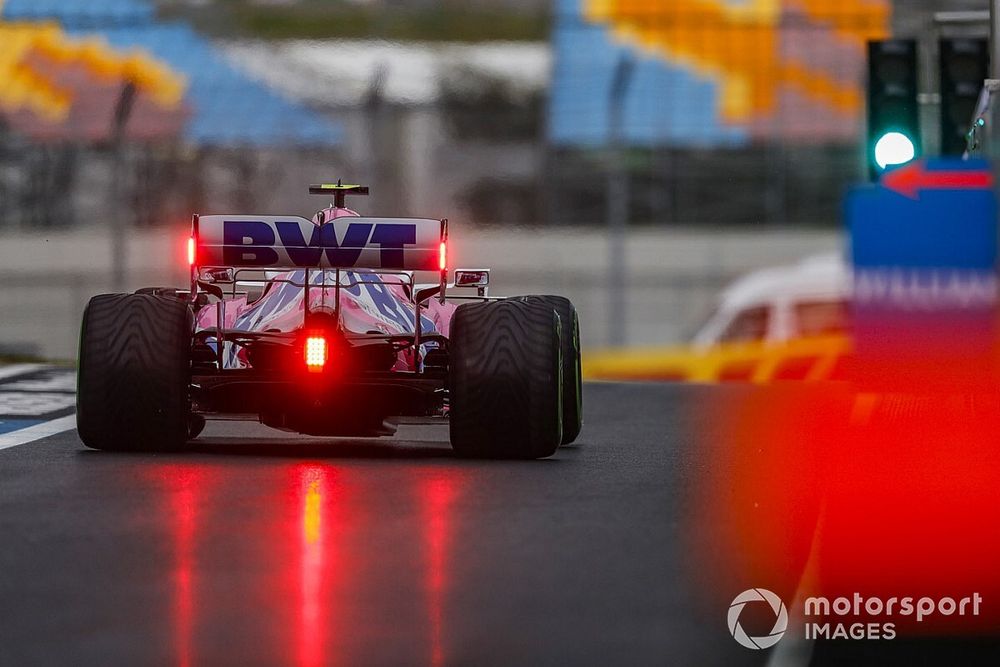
[728,588,788,649]
[728,588,984,648]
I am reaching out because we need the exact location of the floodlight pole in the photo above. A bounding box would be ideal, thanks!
[110,81,137,294]
[607,55,634,348]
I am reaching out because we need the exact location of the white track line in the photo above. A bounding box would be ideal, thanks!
[0,415,77,451]
[0,363,46,381]
[0,365,76,451]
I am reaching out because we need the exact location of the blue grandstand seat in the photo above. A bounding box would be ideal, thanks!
[2,1,341,147]
[2,0,154,27]
[548,0,746,148]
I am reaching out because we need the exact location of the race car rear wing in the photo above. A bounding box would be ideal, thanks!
[191,214,446,272]
[189,214,450,367]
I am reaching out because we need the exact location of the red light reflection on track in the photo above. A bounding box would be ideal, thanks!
[420,476,460,667]
[161,466,211,667]
[147,461,467,665]
[294,464,336,667]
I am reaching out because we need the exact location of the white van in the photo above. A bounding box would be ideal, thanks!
[692,253,851,348]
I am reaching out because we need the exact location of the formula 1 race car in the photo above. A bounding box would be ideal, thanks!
[76,184,581,458]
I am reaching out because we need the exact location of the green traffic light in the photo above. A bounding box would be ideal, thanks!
[867,40,919,179]
[874,132,916,170]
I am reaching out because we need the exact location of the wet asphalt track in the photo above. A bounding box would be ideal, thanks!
[2,378,996,666]
[0,381,780,667]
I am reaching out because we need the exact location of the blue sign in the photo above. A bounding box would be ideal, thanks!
[849,159,996,272]
[846,158,998,387]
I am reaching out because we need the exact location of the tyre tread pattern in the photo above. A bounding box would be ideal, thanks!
[77,293,192,451]
[449,299,563,459]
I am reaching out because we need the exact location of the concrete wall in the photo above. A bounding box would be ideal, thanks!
[0,226,841,359]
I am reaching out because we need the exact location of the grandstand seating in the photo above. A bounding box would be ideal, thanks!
[0,24,69,122]
[0,21,186,141]
[2,0,154,28]
[88,24,338,145]
[0,0,341,146]
[549,0,890,148]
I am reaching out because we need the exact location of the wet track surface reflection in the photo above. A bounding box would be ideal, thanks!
[13,382,997,666]
[3,383,777,666]
[148,460,464,667]
[131,444,476,667]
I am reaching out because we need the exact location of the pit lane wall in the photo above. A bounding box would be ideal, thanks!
[0,226,838,361]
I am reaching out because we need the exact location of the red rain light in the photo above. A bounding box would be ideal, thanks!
[304,336,327,372]
[187,236,196,266]
[439,241,447,272]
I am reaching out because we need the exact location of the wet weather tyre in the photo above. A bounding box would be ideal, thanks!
[77,293,193,452]
[520,296,582,445]
[449,299,563,459]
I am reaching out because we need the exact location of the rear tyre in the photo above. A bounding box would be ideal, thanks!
[520,296,582,445]
[77,294,193,452]
[449,298,563,459]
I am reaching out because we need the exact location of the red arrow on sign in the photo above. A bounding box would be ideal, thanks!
[881,160,994,199]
